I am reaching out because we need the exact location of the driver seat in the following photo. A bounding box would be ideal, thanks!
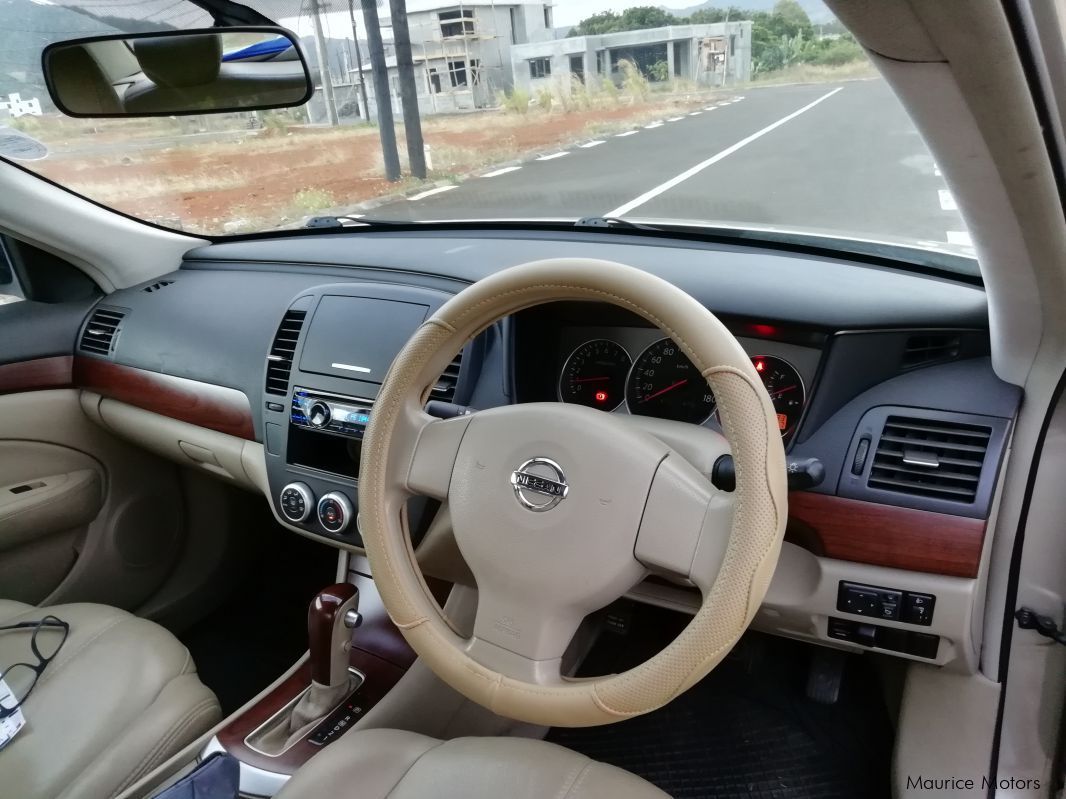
[276,728,669,799]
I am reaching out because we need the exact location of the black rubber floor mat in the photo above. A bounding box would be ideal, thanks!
[548,625,892,799]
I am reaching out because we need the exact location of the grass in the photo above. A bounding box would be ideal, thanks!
[70,169,251,203]
[291,187,337,213]
[750,59,878,86]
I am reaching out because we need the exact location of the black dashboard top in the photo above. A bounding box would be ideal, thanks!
[184,229,987,330]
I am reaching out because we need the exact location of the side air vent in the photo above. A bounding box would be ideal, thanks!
[431,350,464,402]
[901,333,961,370]
[142,280,174,293]
[79,308,126,356]
[869,415,992,503]
[265,309,307,396]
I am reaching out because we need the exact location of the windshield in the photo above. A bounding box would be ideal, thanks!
[1,0,975,268]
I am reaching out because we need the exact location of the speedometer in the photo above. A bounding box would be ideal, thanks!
[751,355,805,436]
[558,339,630,411]
[626,338,716,424]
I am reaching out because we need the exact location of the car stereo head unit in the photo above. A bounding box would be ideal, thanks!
[291,388,373,439]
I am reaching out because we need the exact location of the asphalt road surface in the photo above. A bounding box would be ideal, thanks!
[373,79,970,253]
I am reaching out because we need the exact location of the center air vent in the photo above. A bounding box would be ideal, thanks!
[869,415,992,503]
[79,308,126,356]
[902,333,961,370]
[431,350,464,402]
[265,309,307,396]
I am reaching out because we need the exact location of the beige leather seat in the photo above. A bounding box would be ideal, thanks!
[0,600,220,799]
[276,728,669,799]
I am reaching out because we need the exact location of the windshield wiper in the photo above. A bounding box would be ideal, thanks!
[305,216,414,229]
[574,216,661,231]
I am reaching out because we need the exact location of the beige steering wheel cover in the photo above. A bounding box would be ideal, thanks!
[359,258,787,727]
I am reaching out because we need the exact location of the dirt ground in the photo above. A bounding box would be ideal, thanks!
[28,91,731,233]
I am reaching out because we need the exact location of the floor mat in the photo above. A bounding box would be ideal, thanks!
[548,610,893,799]
[179,503,337,715]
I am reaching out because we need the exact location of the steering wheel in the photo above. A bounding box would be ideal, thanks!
[358,259,787,727]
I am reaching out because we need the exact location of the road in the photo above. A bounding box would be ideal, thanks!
[373,79,970,253]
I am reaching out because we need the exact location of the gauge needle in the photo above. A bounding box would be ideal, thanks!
[641,379,688,402]
[769,385,798,398]
[574,376,610,383]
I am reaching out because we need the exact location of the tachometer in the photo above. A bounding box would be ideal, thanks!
[558,339,631,411]
[626,338,716,424]
[751,355,805,436]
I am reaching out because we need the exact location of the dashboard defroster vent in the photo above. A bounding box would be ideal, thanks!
[142,280,174,293]
[265,309,307,396]
[902,333,961,370]
[431,350,464,402]
[869,415,991,503]
[79,308,126,356]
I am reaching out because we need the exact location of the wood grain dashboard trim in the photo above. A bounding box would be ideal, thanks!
[73,357,255,440]
[786,492,986,578]
[0,356,73,395]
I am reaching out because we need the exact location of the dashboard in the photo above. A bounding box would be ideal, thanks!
[9,226,1023,672]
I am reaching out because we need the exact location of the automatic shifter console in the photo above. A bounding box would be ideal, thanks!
[243,584,365,757]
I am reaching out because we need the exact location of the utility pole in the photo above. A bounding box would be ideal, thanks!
[347,0,370,121]
[361,0,401,181]
[311,0,340,125]
[389,0,426,178]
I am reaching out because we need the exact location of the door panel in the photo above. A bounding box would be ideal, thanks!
[0,389,184,608]
[0,440,103,602]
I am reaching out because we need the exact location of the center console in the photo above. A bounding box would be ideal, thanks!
[200,559,436,796]
[261,283,471,547]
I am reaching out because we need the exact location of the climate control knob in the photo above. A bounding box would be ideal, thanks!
[307,400,332,429]
[317,491,354,534]
[279,482,314,523]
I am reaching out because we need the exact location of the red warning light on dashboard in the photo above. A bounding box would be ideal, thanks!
[595,391,609,403]
[777,413,788,430]
[755,359,765,372]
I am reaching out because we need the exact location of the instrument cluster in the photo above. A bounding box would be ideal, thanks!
[558,336,808,438]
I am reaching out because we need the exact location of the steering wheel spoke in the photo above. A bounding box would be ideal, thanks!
[635,454,735,594]
[464,584,588,684]
[404,411,473,500]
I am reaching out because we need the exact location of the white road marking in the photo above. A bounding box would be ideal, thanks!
[946,231,972,246]
[407,185,457,201]
[608,87,844,217]
[704,105,717,111]
[615,130,639,137]
[579,140,606,148]
[480,166,522,178]
[536,151,569,161]
[689,111,702,116]
[938,189,957,211]
[667,116,684,122]
[644,121,663,129]
[735,95,746,101]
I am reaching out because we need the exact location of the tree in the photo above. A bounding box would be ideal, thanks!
[570,6,674,36]
[618,6,675,30]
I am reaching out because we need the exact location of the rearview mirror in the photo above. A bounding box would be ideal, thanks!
[42,27,313,118]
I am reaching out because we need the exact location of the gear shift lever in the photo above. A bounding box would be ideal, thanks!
[288,583,361,733]
[308,583,360,688]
